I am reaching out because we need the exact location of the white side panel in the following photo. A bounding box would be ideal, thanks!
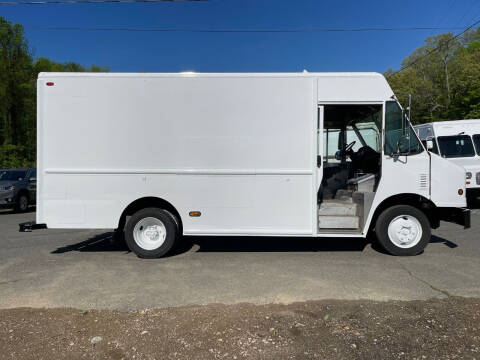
[38,76,315,234]
[41,76,313,172]
[380,154,431,199]
[430,153,467,207]
[317,74,394,102]
[362,152,431,234]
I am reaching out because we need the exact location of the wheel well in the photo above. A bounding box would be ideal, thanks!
[369,193,439,232]
[118,197,183,233]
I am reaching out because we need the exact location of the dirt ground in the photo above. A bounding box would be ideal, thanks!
[1,297,479,360]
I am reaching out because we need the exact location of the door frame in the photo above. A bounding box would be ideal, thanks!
[316,101,384,236]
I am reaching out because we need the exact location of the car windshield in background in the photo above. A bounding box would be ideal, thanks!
[0,170,27,181]
[437,135,475,158]
[473,134,480,155]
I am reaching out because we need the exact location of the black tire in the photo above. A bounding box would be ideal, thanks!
[125,207,179,258]
[14,193,29,213]
[374,205,431,256]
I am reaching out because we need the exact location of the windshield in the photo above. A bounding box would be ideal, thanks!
[0,170,27,181]
[356,124,381,151]
[473,134,480,155]
[437,135,475,158]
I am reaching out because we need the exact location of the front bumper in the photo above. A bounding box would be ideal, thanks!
[437,207,471,229]
[466,188,480,198]
[0,192,15,208]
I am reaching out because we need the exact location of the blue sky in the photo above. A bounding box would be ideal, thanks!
[1,0,480,72]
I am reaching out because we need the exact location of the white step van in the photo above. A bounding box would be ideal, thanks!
[30,72,470,257]
[415,120,480,199]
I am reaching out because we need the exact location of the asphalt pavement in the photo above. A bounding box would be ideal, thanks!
[0,206,479,310]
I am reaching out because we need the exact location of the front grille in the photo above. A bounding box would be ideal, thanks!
[476,172,480,185]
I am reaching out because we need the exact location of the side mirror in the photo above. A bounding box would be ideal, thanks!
[426,139,434,151]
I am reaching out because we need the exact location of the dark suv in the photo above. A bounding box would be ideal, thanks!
[0,168,36,212]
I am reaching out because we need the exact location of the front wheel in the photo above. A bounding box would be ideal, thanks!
[125,208,179,258]
[374,205,431,256]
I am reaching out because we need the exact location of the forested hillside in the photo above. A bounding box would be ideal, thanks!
[386,27,480,124]
[0,17,107,168]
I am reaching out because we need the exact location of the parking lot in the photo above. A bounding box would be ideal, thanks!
[1,206,479,311]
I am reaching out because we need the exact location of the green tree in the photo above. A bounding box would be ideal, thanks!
[386,27,480,124]
[0,17,33,161]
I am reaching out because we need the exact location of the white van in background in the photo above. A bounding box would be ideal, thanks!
[415,120,480,199]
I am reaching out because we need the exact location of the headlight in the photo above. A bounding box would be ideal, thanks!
[466,172,472,179]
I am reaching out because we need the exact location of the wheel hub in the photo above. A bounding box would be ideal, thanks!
[144,226,162,241]
[20,196,27,210]
[133,217,167,251]
[387,215,422,249]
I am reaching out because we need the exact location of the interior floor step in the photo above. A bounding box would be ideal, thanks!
[335,189,354,200]
[318,215,360,229]
[318,200,357,216]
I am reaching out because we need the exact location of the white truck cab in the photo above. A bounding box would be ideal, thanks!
[415,120,480,199]
[26,72,470,258]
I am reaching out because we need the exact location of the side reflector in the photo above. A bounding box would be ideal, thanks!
[189,211,201,217]
[458,189,464,195]
[466,181,471,185]
[46,82,54,86]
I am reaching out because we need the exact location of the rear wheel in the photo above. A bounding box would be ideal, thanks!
[375,205,431,256]
[125,207,179,258]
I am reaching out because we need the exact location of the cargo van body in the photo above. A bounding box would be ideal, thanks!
[35,72,469,257]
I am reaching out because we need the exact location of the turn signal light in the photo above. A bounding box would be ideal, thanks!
[189,211,201,217]
[458,189,464,195]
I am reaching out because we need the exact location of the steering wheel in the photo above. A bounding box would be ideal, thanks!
[345,140,356,152]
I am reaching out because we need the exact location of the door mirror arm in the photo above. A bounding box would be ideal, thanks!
[389,135,409,158]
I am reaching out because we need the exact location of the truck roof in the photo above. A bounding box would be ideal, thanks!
[415,119,480,138]
[37,72,393,104]
[415,119,480,127]
[38,72,385,78]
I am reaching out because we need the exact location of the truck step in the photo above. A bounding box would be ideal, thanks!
[335,189,354,201]
[318,215,360,229]
[318,200,357,216]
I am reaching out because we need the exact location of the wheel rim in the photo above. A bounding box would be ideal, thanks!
[387,215,423,249]
[19,196,28,211]
[133,217,167,251]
